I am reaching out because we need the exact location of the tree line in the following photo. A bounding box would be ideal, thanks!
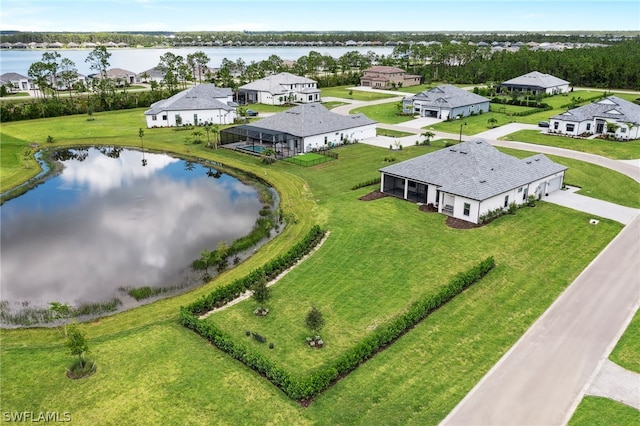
[2,40,638,123]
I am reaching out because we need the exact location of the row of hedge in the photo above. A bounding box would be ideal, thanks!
[182,225,326,317]
[180,255,496,401]
[351,177,381,190]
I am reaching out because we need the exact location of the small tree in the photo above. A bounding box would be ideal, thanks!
[65,323,89,370]
[421,130,435,145]
[487,117,498,128]
[251,273,270,315]
[305,306,325,335]
[49,302,72,336]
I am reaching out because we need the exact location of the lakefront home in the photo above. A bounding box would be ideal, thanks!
[238,72,320,105]
[402,84,490,119]
[144,84,237,127]
[220,103,376,156]
[379,139,567,224]
[549,96,640,140]
[499,71,570,95]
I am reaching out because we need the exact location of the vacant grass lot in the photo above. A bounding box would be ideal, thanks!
[320,85,398,101]
[501,129,640,160]
[0,108,635,424]
[350,102,414,124]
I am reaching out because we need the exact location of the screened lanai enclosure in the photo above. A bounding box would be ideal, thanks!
[220,125,304,158]
[382,174,429,203]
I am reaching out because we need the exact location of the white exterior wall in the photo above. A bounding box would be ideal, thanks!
[550,119,581,136]
[546,84,570,95]
[146,108,236,127]
[302,124,377,152]
[451,196,481,223]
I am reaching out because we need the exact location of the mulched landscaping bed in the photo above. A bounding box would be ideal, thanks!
[359,190,389,201]
[445,216,483,229]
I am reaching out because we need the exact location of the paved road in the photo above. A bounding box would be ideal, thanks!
[442,213,640,425]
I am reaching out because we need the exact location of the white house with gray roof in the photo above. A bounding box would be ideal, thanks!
[549,96,640,140]
[379,139,567,224]
[220,103,376,155]
[238,72,320,105]
[499,71,570,95]
[144,84,237,128]
[402,85,490,119]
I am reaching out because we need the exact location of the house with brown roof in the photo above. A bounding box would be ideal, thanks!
[360,66,421,89]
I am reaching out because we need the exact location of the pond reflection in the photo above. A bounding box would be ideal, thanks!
[1,148,262,307]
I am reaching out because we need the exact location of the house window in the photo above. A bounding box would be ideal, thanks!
[162,115,167,121]
[193,114,198,125]
[152,115,157,121]
[504,195,509,207]
[586,123,591,131]
[518,187,523,193]
[309,95,312,101]
[324,136,328,144]
[566,124,575,132]
[554,122,559,130]
[463,203,470,216]
[523,188,528,200]
[621,128,626,133]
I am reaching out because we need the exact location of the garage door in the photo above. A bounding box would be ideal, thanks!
[547,176,562,193]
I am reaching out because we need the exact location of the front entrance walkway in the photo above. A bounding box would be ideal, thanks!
[544,186,640,225]
[586,359,640,410]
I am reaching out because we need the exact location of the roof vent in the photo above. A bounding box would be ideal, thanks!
[449,149,457,152]
[479,180,486,183]
[535,158,540,161]
[526,161,532,164]
[476,140,483,144]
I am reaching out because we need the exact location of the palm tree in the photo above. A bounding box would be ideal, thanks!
[191,129,204,144]
[421,130,435,145]
[487,117,498,128]
[210,124,220,149]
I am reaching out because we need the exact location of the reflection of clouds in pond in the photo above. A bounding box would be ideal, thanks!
[60,149,178,193]
[1,154,261,305]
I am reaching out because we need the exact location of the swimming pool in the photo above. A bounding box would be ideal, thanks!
[240,145,265,154]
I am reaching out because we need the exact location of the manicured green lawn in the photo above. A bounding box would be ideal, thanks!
[0,108,635,424]
[320,85,398,101]
[377,128,415,137]
[242,103,293,113]
[610,309,640,373]
[569,397,640,426]
[322,101,349,110]
[500,129,640,160]
[350,102,414,124]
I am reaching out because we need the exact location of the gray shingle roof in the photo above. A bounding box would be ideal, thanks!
[380,139,567,200]
[144,84,234,115]
[551,96,640,125]
[406,84,489,108]
[1,72,28,81]
[501,71,569,88]
[246,103,376,137]
[239,72,317,95]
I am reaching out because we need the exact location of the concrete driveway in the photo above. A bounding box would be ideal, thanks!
[544,186,640,225]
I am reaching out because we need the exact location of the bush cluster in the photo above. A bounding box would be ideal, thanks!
[180,255,495,401]
[350,177,381,190]
[183,225,325,317]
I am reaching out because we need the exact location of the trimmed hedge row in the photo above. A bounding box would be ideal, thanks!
[183,225,325,317]
[180,255,496,402]
[351,177,381,190]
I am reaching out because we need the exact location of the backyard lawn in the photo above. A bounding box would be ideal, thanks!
[349,102,415,124]
[0,108,637,424]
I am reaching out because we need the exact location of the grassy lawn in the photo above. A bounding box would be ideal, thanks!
[284,152,334,167]
[322,101,350,110]
[320,85,398,101]
[241,103,293,114]
[350,102,415,125]
[0,108,635,424]
[376,128,415,137]
[500,129,640,160]
[569,397,640,426]
[610,308,640,373]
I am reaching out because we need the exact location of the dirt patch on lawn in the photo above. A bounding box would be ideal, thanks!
[445,216,482,229]
[359,190,389,201]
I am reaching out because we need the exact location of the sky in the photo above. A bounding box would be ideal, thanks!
[0,0,638,33]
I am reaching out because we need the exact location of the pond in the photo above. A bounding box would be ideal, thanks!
[0,147,269,326]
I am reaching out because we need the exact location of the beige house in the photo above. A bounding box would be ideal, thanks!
[360,66,421,89]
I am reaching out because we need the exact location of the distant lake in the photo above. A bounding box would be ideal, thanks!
[0,46,394,76]
[0,147,263,312]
